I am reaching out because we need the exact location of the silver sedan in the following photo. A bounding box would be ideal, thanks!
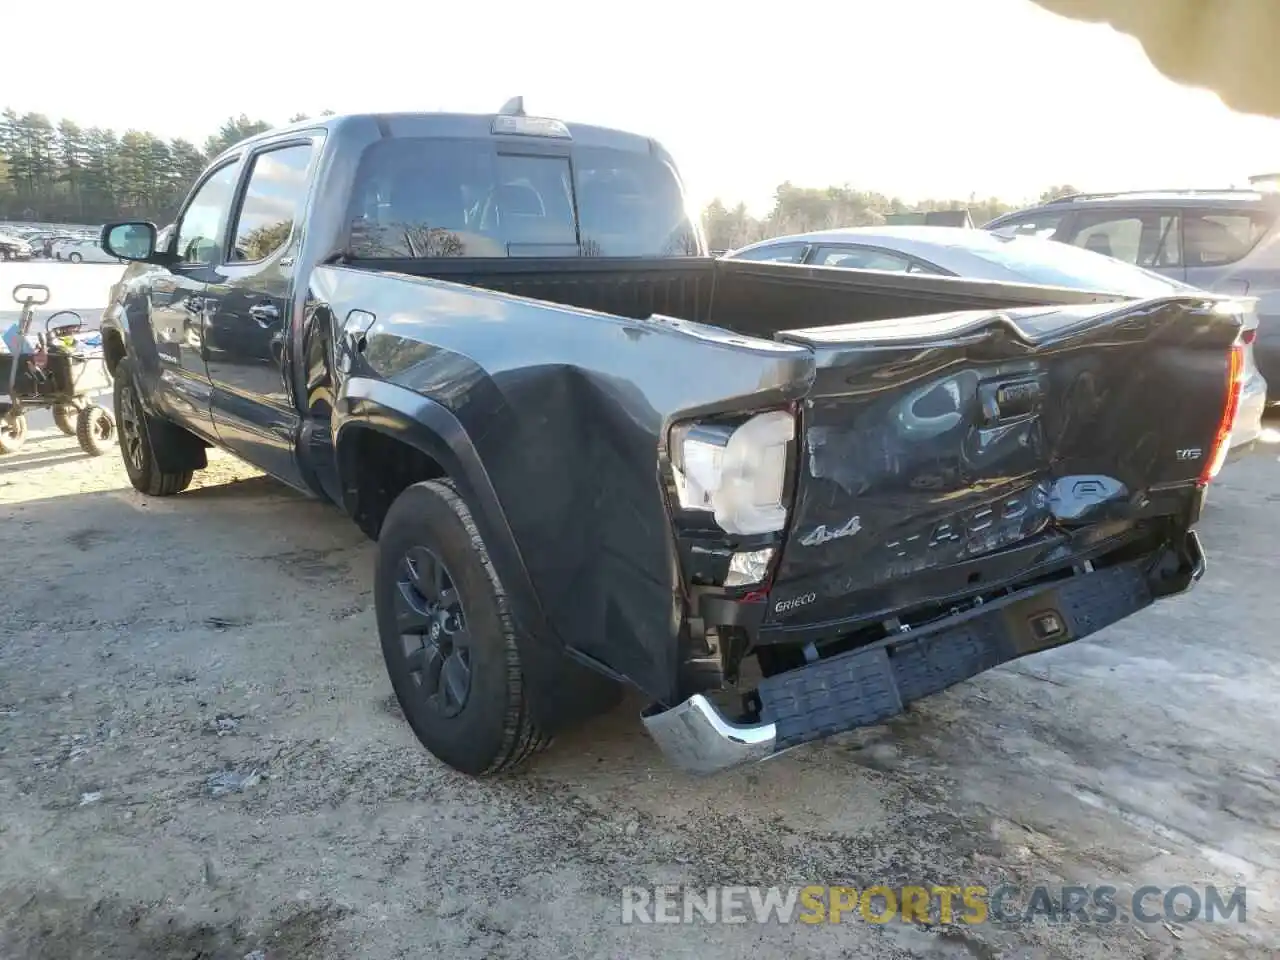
[725,226,1267,456]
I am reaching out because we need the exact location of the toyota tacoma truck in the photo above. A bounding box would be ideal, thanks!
[97,103,1247,777]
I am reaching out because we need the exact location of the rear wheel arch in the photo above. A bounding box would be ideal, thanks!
[333,410,527,607]
[332,381,505,543]
[344,414,625,740]
[333,382,624,732]
[335,420,452,539]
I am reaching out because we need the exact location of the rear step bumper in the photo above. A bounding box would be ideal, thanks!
[644,533,1205,775]
[641,695,779,775]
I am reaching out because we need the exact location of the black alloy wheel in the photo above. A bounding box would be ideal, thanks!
[117,381,145,475]
[395,545,473,718]
[374,479,549,776]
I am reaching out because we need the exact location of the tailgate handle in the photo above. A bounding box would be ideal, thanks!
[980,378,1042,425]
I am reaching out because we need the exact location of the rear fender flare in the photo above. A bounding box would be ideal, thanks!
[334,379,623,732]
[336,377,545,633]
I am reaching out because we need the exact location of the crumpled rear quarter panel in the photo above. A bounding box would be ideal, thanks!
[313,265,812,701]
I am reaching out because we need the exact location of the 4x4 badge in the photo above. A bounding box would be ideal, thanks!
[799,516,861,547]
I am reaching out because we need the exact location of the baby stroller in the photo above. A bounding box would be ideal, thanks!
[1,284,116,456]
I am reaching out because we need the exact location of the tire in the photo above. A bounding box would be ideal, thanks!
[76,404,116,456]
[68,252,83,263]
[113,357,193,495]
[0,415,27,454]
[53,404,78,436]
[375,480,549,777]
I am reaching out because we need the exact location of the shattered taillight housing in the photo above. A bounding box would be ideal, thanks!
[669,410,795,535]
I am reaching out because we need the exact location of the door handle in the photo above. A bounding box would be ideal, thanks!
[249,302,280,326]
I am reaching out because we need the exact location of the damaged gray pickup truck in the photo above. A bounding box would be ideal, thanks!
[97,104,1247,777]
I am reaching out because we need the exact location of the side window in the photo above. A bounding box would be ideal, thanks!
[229,143,315,263]
[812,245,913,273]
[731,242,807,263]
[991,212,1066,239]
[175,163,241,265]
[1183,210,1274,267]
[1064,213,1146,264]
[1068,212,1181,268]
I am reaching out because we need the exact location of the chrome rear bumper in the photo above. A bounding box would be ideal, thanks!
[642,543,1193,775]
[1187,529,1207,582]
[641,695,776,775]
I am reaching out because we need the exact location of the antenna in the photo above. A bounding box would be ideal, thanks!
[498,96,525,117]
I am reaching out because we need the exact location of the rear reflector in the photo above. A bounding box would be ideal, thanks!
[1198,344,1245,485]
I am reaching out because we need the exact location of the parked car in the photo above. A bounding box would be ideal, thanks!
[725,225,1266,455]
[18,232,50,257]
[54,237,121,263]
[0,232,33,261]
[49,237,79,259]
[48,235,94,259]
[35,235,66,257]
[983,190,1280,399]
[27,231,77,258]
[97,107,1245,779]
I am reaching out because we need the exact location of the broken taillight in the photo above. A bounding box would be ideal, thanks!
[1198,343,1246,486]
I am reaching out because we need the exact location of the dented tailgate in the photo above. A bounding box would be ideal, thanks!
[763,296,1240,629]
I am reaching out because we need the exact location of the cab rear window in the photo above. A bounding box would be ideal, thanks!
[346,137,700,258]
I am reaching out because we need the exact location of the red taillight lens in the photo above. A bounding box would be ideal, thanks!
[1242,328,1257,345]
[1198,344,1246,486]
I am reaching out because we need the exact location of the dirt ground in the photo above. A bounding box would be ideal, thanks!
[0,421,1277,959]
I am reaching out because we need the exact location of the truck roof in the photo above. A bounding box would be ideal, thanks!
[212,110,659,166]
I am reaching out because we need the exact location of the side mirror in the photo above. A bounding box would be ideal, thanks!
[101,221,160,262]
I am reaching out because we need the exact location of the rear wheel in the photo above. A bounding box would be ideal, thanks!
[68,252,83,263]
[375,480,549,776]
[114,358,193,496]
[52,403,79,436]
[76,404,116,456]
[0,415,27,454]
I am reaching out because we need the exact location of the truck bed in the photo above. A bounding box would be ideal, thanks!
[359,256,1129,339]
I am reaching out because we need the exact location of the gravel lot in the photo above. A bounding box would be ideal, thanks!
[1,263,1277,959]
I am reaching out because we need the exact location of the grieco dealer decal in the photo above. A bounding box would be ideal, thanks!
[798,516,862,548]
[775,593,817,613]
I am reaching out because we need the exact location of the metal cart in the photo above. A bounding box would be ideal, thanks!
[1,283,116,456]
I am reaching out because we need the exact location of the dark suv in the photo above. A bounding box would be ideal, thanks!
[985,190,1280,398]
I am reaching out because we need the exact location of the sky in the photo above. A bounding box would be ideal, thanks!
[9,0,1280,214]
